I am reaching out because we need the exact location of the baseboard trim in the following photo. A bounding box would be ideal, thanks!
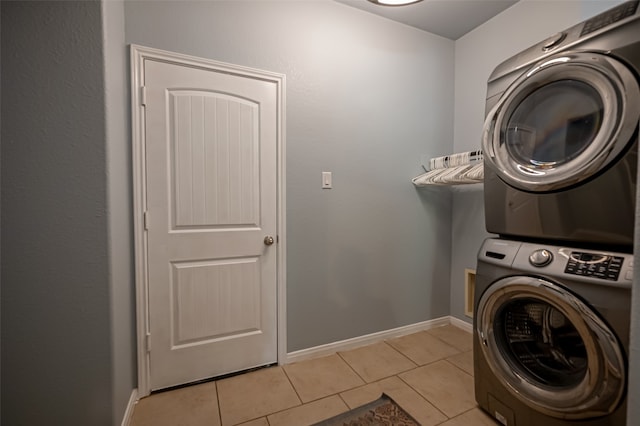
[449,316,473,333]
[121,388,138,426]
[285,316,468,364]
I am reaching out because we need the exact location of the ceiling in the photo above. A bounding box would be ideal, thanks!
[334,0,519,40]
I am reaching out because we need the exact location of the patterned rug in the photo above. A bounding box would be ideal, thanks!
[313,393,420,425]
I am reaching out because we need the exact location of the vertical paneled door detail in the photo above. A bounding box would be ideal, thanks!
[141,55,280,391]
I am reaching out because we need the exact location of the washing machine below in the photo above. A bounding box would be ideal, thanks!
[483,1,640,251]
[474,238,632,425]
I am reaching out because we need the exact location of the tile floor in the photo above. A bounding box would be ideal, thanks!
[130,324,498,426]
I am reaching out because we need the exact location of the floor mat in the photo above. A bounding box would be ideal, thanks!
[313,393,420,425]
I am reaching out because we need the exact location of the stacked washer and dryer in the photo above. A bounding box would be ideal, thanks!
[474,2,640,425]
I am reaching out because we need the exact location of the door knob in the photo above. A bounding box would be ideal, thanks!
[264,236,275,246]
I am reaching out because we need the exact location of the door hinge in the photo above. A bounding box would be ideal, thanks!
[140,86,147,106]
[146,333,151,353]
[144,211,149,230]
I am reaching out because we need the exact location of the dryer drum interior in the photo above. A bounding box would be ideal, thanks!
[504,80,603,169]
[476,276,625,419]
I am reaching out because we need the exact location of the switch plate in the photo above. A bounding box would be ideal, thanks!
[322,171,332,189]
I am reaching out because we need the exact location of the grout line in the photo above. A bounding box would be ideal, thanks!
[335,351,368,384]
[336,392,352,410]
[383,340,420,368]
[395,372,451,420]
[425,329,469,354]
[437,405,482,424]
[443,357,474,378]
[264,395,349,423]
[280,364,305,406]
[218,367,303,425]
[214,381,223,426]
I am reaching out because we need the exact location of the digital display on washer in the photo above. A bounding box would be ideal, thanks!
[580,0,639,36]
[564,252,623,281]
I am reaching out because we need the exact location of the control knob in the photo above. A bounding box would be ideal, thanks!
[529,249,553,267]
[542,32,566,51]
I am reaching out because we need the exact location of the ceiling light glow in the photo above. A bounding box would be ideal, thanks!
[367,0,424,6]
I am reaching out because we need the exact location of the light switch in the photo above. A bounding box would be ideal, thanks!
[322,171,332,189]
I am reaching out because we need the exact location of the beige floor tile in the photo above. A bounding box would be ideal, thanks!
[427,325,473,352]
[338,342,416,382]
[340,376,447,426]
[439,407,499,425]
[217,367,301,425]
[447,350,474,376]
[237,418,269,426]
[130,381,220,426]
[388,331,461,365]
[130,326,482,426]
[399,359,476,418]
[283,354,365,403]
[267,395,348,426]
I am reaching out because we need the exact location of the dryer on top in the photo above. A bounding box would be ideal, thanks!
[482,0,640,252]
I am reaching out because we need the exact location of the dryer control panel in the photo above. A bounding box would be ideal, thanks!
[580,0,639,36]
[564,252,624,281]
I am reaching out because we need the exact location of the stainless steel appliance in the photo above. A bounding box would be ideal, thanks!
[474,238,631,425]
[482,0,640,252]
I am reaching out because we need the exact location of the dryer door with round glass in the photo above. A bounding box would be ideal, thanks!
[483,52,640,192]
[476,275,625,419]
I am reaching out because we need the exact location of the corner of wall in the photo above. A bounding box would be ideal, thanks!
[102,0,137,424]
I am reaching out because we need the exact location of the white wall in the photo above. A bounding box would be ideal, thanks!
[125,0,456,352]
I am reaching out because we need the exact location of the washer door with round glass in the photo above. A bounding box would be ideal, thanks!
[476,276,625,419]
[483,52,640,192]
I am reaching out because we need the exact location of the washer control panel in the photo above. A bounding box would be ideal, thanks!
[479,238,634,287]
[564,252,624,281]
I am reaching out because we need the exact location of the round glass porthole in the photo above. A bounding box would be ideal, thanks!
[483,52,640,192]
[495,298,588,388]
[476,276,625,419]
[505,80,603,169]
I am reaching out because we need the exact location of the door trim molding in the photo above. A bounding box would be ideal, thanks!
[130,44,286,397]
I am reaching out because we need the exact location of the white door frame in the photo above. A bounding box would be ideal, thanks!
[130,44,286,397]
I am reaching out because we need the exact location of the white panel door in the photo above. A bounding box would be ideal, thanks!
[143,58,278,390]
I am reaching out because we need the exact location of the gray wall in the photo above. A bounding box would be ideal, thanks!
[103,0,137,422]
[1,1,136,424]
[9,1,633,423]
[1,1,112,424]
[125,0,455,351]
